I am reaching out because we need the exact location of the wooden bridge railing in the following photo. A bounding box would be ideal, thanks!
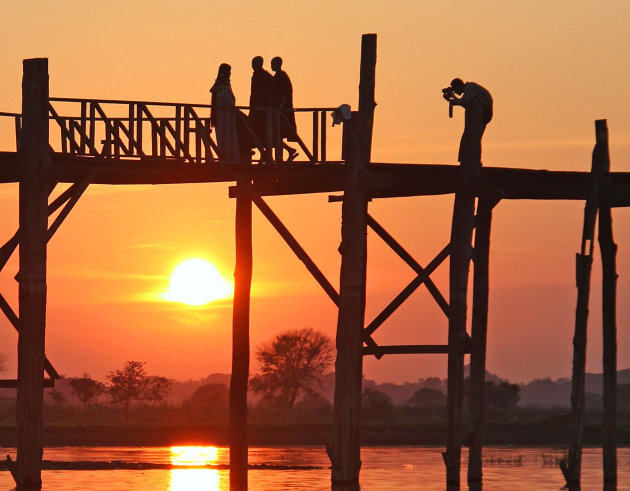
[44,98,340,164]
[0,111,22,153]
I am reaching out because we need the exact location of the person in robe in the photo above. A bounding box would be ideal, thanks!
[210,63,240,163]
[271,56,298,162]
[248,56,274,159]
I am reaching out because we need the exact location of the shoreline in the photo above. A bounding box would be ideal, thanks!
[0,423,628,447]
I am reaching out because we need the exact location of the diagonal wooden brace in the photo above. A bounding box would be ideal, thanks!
[0,170,97,274]
[0,292,59,379]
[364,242,451,337]
[252,194,381,353]
[367,214,450,315]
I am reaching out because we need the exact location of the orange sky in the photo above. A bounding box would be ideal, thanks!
[0,1,629,384]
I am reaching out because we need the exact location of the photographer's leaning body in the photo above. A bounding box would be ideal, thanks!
[443,78,493,164]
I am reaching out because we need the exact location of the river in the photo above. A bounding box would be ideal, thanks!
[0,446,628,489]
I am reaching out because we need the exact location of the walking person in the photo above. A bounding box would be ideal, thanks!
[271,56,298,162]
[248,56,274,159]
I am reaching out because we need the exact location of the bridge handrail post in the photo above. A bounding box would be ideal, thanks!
[312,111,319,163]
[321,110,327,163]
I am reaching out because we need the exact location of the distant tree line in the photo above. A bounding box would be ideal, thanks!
[2,331,628,432]
[48,361,172,411]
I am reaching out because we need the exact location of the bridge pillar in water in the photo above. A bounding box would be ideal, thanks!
[17,57,50,489]
[230,179,252,491]
[444,158,479,486]
[595,120,617,487]
[329,33,376,487]
[467,195,497,485]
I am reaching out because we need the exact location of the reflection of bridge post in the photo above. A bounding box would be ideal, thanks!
[230,178,252,491]
[329,33,376,487]
[16,57,50,489]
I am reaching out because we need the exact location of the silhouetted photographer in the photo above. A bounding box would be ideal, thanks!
[442,78,493,164]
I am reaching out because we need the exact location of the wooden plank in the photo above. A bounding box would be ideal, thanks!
[17,56,49,489]
[230,179,252,490]
[595,120,617,486]
[362,344,459,356]
[4,148,630,199]
[329,33,376,487]
[0,379,55,388]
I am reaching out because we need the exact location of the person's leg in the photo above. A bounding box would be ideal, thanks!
[282,141,298,161]
[459,102,485,164]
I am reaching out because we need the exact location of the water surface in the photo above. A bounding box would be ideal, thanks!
[1,446,628,489]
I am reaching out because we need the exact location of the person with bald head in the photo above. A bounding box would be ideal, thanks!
[271,56,298,162]
[443,77,493,164]
[248,56,274,157]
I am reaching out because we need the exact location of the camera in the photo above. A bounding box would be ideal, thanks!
[442,87,454,118]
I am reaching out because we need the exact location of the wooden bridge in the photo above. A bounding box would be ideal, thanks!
[1,34,628,489]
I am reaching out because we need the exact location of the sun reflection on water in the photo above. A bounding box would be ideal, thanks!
[169,446,226,491]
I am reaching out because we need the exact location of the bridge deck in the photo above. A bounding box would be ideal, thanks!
[1,151,629,205]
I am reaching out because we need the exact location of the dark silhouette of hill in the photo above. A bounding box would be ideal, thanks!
[520,368,630,408]
[2,367,628,409]
[166,373,231,404]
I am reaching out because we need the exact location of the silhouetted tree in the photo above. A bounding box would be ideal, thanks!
[362,388,395,421]
[143,376,172,406]
[407,387,446,407]
[188,383,229,407]
[69,375,105,407]
[48,388,66,406]
[464,378,520,412]
[106,361,148,410]
[186,383,229,420]
[250,328,335,408]
[421,377,444,392]
[486,381,520,410]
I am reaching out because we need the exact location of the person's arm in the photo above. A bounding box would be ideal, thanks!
[450,94,464,107]
[455,83,477,107]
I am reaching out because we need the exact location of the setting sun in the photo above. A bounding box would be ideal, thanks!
[165,259,233,306]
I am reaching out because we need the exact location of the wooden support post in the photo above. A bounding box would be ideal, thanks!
[467,195,497,485]
[229,179,252,491]
[329,33,376,487]
[17,57,50,489]
[560,119,606,486]
[444,158,479,486]
[595,120,617,486]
